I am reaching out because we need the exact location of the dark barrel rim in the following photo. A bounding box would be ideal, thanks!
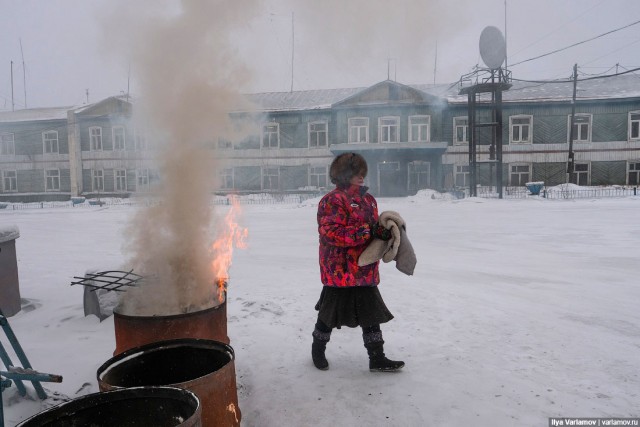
[97,338,235,384]
[16,386,200,426]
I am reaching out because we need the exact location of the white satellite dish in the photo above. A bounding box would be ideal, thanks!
[479,26,506,70]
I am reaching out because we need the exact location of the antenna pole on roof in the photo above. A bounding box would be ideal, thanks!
[127,63,131,102]
[11,61,14,111]
[20,38,26,108]
[86,89,89,104]
[433,39,438,85]
[504,0,508,72]
[290,11,294,92]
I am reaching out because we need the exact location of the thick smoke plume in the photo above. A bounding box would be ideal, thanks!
[107,1,260,315]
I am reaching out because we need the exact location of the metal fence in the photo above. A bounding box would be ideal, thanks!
[473,185,639,200]
[0,192,325,211]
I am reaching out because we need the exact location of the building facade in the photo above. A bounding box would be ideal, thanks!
[2,76,640,201]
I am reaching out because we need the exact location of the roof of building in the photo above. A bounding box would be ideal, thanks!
[0,106,75,123]
[244,74,640,112]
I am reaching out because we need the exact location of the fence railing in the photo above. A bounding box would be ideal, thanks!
[0,192,325,211]
[472,185,639,199]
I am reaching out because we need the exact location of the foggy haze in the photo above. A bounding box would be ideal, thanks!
[2,1,640,109]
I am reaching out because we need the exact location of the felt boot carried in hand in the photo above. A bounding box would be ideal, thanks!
[312,323,331,371]
[366,342,405,372]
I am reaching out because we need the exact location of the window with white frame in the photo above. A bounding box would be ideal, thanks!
[454,117,469,145]
[0,133,15,156]
[409,115,430,142]
[455,165,469,187]
[45,169,60,191]
[510,115,532,143]
[263,167,279,190]
[137,169,150,191]
[568,114,591,142]
[628,161,640,185]
[135,129,148,150]
[220,168,234,190]
[510,164,530,186]
[43,131,59,154]
[92,169,104,192]
[573,163,590,186]
[308,121,328,148]
[309,166,327,189]
[113,126,126,150]
[262,123,279,149]
[90,127,103,151]
[348,117,369,143]
[379,116,400,143]
[2,170,17,192]
[115,169,127,191]
[629,112,640,140]
[408,161,430,191]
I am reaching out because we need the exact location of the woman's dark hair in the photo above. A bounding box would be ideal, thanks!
[329,152,368,187]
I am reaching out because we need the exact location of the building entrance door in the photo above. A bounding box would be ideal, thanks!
[377,161,402,196]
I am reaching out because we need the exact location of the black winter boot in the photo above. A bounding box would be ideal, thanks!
[312,322,331,371]
[366,342,405,372]
[311,338,329,370]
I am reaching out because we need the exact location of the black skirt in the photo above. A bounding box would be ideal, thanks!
[314,286,394,329]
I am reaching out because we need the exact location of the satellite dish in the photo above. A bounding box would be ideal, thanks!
[479,26,506,70]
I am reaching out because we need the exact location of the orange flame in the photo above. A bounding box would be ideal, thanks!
[211,196,248,302]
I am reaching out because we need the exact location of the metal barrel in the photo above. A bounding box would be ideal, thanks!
[97,338,240,427]
[17,386,202,427]
[112,299,229,356]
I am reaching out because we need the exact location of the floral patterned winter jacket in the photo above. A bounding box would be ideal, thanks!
[318,184,380,287]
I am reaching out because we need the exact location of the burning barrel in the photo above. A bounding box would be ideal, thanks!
[17,386,202,427]
[112,293,229,356]
[97,338,241,427]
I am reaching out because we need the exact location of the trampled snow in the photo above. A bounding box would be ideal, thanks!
[1,192,639,426]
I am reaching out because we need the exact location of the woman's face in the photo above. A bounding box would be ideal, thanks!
[350,173,365,186]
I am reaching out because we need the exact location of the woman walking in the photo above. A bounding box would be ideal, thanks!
[311,152,404,372]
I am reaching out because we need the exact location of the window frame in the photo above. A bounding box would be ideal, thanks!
[627,161,640,185]
[573,162,590,186]
[629,111,640,141]
[509,163,531,186]
[262,167,280,190]
[567,113,592,143]
[45,169,61,192]
[114,169,127,192]
[137,169,150,192]
[453,117,469,145]
[134,128,148,151]
[348,117,369,144]
[219,168,234,190]
[2,170,17,192]
[378,116,400,143]
[0,133,15,156]
[91,169,104,192]
[89,126,103,151]
[43,130,59,154]
[409,115,430,143]
[261,122,280,149]
[112,126,126,151]
[408,160,431,191]
[309,165,328,189]
[509,115,533,144]
[308,121,328,148]
[455,164,469,187]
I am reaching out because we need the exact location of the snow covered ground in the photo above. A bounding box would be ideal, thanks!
[1,191,639,426]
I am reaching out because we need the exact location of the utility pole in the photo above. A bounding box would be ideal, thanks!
[433,40,438,85]
[567,63,578,184]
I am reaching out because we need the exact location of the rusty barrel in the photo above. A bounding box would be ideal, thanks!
[97,338,240,427]
[17,386,201,427]
[112,298,228,356]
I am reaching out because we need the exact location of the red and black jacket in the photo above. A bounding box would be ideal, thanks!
[317,184,380,287]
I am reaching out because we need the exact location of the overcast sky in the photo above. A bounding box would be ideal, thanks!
[2,0,640,110]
